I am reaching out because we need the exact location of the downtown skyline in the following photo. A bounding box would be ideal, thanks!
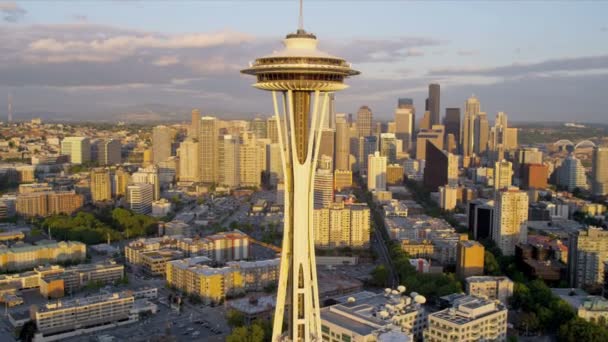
[0,1,608,122]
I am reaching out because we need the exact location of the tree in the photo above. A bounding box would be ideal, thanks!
[484,251,501,276]
[227,309,245,328]
[226,325,266,342]
[370,265,389,287]
[558,318,608,342]
[19,320,36,342]
[517,311,540,334]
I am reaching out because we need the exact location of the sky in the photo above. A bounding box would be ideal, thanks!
[0,1,608,123]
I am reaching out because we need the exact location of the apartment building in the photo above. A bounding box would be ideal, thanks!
[0,240,86,272]
[424,295,508,342]
[166,257,279,305]
[465,276,514,304]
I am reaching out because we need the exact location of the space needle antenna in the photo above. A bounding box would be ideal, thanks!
[298,0,304,31]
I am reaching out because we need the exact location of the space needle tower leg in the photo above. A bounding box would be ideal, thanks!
[271,89,328,341]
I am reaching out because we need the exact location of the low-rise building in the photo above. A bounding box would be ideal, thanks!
[228,295,276,325]
[0,240,86,272]
[576,296,608,323]
[465,276,514,304]
[424,295,508,342]
[321,289,427,341]
[166,257,279,305]
[32,290,156,342]
[125,230,249,266]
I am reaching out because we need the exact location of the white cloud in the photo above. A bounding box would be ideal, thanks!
[0,1,26,22]
[153,56,180,66]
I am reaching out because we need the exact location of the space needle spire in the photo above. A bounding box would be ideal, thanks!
[298,0,304,31]
[242,1,360,341]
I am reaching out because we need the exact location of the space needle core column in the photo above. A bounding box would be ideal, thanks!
[241,4,359,341]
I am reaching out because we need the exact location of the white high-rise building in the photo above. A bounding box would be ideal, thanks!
[394,107,414,152]
[239,132,265,188]
[219,135,240,188]
[266,143,283,186]
[462,95,480,157]
[367,151,387,192]
[241,10,360,340]
[61,137,91,165]
[152,125,172,164]
[494,160,513,190]
[313,169,333,209]
[493,187,529,256]
[592,146,608,196]
[380,133,397,163]
[439,185,458,211]
[556,154,587,191]
[334,113,350,171]
[177,138,199,182]
[127,183,154,214]
[132,166,160,200]
[200,116,218,184]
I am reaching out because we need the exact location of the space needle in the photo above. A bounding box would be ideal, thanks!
[241,1,360,341]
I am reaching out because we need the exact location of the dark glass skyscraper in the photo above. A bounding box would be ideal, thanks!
[444,108,461,151]
[428,83,440,126]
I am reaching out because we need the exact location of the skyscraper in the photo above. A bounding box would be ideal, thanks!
[190,109,200,138]
[90,168,112,202]
[361,135,378,173]
[474,112,489,155]
[444,108,460,152]
[126,184,154,214]
[394,107,414,152]
[319,128,335,164]
[61,137,91,165]
[113,168,130,197]
[423,141,458,191]
[96,139,121,166]
[177,138,199,182]
[380,133,397,164]
[556,154,587,191]
[240,132,265,187]
[267,116,279,144]
[462,95,480,157]
[416,125,444,160]
[313,202,370,248]
[313,169,333,209]
[250,117,268,139]
[132,166,160,200]
[592,146,608,196]
[200,116,218,184]
[334,113,350,171]
[428,83,440,126]
[357,105,373,138]
[493,187,528,256]
[494,160,513,190]
[152,125,172,164]
[398,97,416,133]
[218,135,240,187]
[240,10,360,340]
[367,151,387,192]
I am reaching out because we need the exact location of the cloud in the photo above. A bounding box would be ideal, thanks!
[428,55,608,78]
[457,49,479,56]
[72,14,88,22]
[25,30,254,63]
[0,1,26,22]
[152,55,179,66]
[325,36,445,63]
